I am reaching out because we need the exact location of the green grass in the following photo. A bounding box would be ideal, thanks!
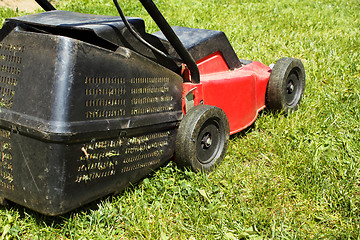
[1,0,360,239]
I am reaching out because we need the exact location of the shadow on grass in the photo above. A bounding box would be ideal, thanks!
[0,194,108,226]
[230,122,256,140]
[229,109,275,140]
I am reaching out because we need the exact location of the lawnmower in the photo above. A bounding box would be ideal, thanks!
[0,0,305,215]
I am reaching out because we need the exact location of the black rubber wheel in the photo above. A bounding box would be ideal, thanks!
[175,105,230,172]
[266,57,305,113]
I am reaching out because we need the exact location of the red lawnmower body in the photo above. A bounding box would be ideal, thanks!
[184,53,270,134]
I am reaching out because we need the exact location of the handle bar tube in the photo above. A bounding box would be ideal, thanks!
[35,0,56,11]
[139,0,200,83]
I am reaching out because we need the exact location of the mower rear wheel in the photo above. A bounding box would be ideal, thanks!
[175,105,230,172]
[266,57,305,113]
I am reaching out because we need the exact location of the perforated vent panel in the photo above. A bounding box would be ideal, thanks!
[84,77,126,119]
[75,130,173,183]
[0,43,23,109]
[0,129,14,191]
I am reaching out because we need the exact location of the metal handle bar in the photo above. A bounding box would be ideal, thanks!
[34,0,200,83]
[138,0,200,83]
[35,0,56,11]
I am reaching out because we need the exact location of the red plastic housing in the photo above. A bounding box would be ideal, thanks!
[182,52,271,135]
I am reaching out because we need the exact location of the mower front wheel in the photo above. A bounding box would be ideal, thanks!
[175,105,230,172]
[266,57,305,113]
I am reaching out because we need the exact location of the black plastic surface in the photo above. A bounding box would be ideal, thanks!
[0,17,183,215]
[8,10,180,73]
[0,128,177,215]
[153,26,242,70]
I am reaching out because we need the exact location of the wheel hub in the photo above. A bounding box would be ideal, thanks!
[196,120,222,164]
[287,80,294,94]
[284,71,301,106]
[201,133,212,149]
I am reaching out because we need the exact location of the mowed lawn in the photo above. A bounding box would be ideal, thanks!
[1,0,360,239]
